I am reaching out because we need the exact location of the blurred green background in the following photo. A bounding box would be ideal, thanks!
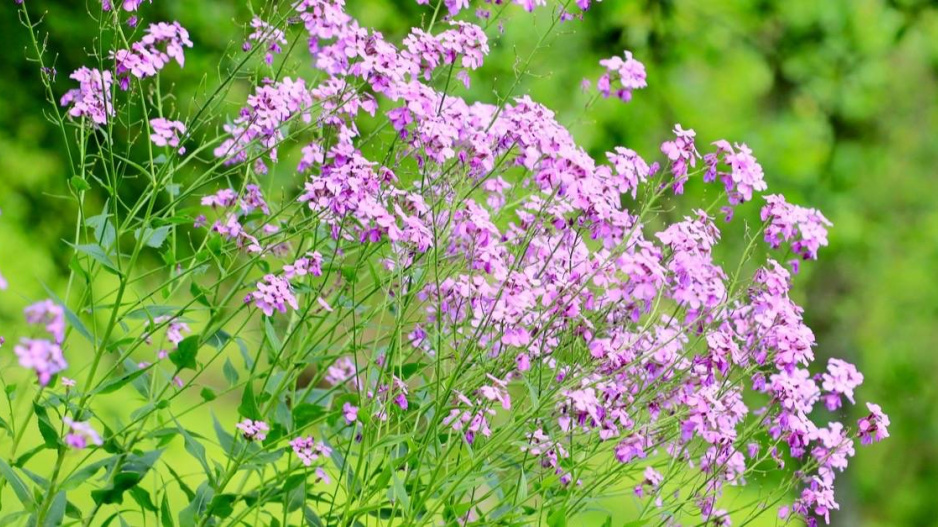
[2,0,937,525]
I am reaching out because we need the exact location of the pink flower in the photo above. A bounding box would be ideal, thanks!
[246,17,287,65]
[342,402,359,424]
[290,436,332,466]
[15,339,67,386]
[857,403,889,445]
[63,417,103,449]
[597,51,647,102]
[236,419,269,442]
[250,274,298,317]
[25,300,66,344]
[149,118,186,151]
[60,67,114,126]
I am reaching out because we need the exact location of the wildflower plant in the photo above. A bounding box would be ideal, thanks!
[1,0,887,526]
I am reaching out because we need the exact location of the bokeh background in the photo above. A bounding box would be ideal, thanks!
[2,1,937,525]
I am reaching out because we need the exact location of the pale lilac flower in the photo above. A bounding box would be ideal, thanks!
[63,417,103,449]
[761,194,833,263]
[597,51,647,102]
[290,436,332,466]
[820,358,863,411]
[201,188,239,209]
[149,118,186,151]
[102,0,151,11]
[246,17,287,65]
[660,124,700,193]
[342,402,358,424]
[284,252,323,279]
[325,357,358,387]
[25,300,66,343]
[112,21,193,89]
[15,339,67,386]
[62,377,76,388]
[249,274,298,317]
[60,67,114,126]
[236,419,269,441]
[857,403,889,445]
[705,140,768,204]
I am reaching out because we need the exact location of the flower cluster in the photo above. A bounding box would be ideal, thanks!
[597,51,647,102]
[245,17,288,65]
[60,67,114,126]
[236,419,270,442]
[112,22,192,89]
[16,0,889,525]
[15,300,68,386]
[149,118,186,152]
[64,417,104,449]
[249,274,299,317]
[290,435,332,467]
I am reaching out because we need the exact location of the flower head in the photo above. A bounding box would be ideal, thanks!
[236,419,269,442]
[63,417,103,449]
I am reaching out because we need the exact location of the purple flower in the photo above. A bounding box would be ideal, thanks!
[660,124,700,193]
[342,402,358,424]
[857,402,889,445]
[149,118,186,151]
[15,339,67,386]
[60,68,114,126]
[63,417,103,449]
[246,17,287,65]
[236,419,269,441]
[112,21,193,88]
[761,194,832,263]
[597,51,647,102]
[290,436,332,466]
[249,274,298,317]
[25,300,66,344]
[820,358,863,411]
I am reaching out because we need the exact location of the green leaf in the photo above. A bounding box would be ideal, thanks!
[125,305,182,320]
[95,367,148,395]
[0,458,34,510]
[264,318,282,352]
[130,486,159,511]
[136,225,172,249]
[212,415,235,453]
[34,403,60,449]
[170,336,200,371]
[200,387,217,402]
[546,508,566,527]
[292,403,325,429]
[42,491,66,527]
[165,464,195,501]
[283,474,306,513]
[85,208,116,249]
[178,425,212,481]
[178,483,213,527]
[303,507,323,527]
[70,176,91,192]
[90,450,162,506]
[70,243,121,275]
[222,359,239,386]
[390,471,411,513]
[65,500,83,520]
[61,456,116,491]
[207,494,237,518]
[160,493,174,527]
[238,383,260,420]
